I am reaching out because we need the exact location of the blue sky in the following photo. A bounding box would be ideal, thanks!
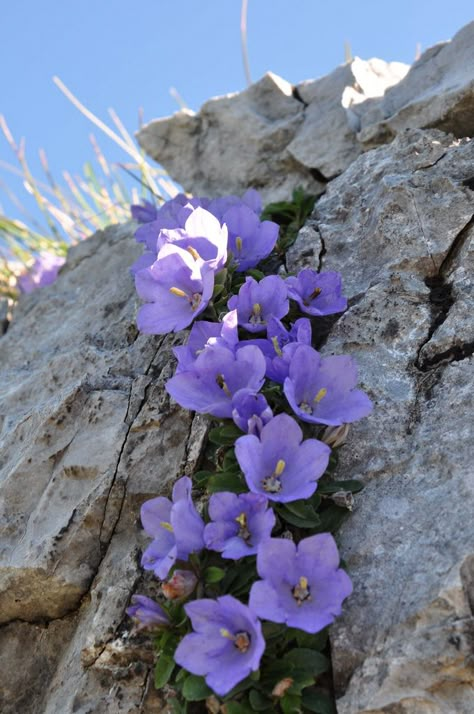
[1,0,473,230]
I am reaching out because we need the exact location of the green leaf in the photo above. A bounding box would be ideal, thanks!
[313,505,348,533]
[287,673,317,695]
[156,630,179,656]
[317,479,364,494]
[246,268,265,281]
[167,698,186,714]
[248,688,272,710]
[182,674,212,701]
[222,448,238,470]
[261,660,292,682]
[301,690,336,714]
[293,628,328,651]
[212,283,225,299]
[262,622,287,641]
[276,503,321,529]
[283,649,329,677]
[221,558,257,598]
[280,692,302,714]
[207,472,246,494]
[215,268,228,285]
[208,427,237,446]
[175,667,189,682]
[154,654,175,689]
[321,451,339,477]
[193,470,215,485]
[220,424,244,439]
[204,566,226,583]
[223,702,254,714]
[284,500,320,520]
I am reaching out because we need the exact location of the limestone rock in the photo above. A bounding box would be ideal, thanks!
[289,128,474,713]
[0,298,8,334]
[288,58,408,178]
[136,59,409,201]
[358,22,474,149]
[2,24,474,714]
[137,23,474,202]
[137,72,321,204]
[0,223,205,712]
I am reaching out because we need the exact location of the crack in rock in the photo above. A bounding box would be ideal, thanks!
[415,214,474,371]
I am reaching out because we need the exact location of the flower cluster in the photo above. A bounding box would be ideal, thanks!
[127,190,373,705]
[17,252,65,294]
[131,189,279,335]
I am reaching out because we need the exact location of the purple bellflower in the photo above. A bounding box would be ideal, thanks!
[126,594,170,629]
[283,344,373,426]
[286,269,347,316]
[222,204,279,271]
[140,477,204,580]
[207,188,262,221]
[249,534,353,633]
[231,388,273,436]
[204,492,276,559]
[130,250,157,276]
[135,243,214,334]
[234,413,330,502]
[228,275,289,333]
[157,207,228,272]
[268,316,312,350]
[173,310,239,373]
[174,595,266,696]
[261,317,312,383]
[131,200,158,224]
[166,344,266,418]
[134,194,205,251]
[17,253,66,293]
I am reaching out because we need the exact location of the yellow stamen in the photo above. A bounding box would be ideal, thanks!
[235,236,243,253]
[252,303,261,316]
[271,336,283,357]
[299,576,308,590]
[275,459,286,476]
[160,521,173,532]
[235,513,247,528]
[314,388,327,403]
[216,374,232,397]
[169,287,187,298]
[187,246,201,261]
[220,628,234,640]
[292,575,312,605]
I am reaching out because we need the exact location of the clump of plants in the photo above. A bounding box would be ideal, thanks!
[127,187,372,713]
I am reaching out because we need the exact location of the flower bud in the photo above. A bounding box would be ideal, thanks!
[162,569,198,600]
[330,490,354,511]
[321,423,350,448]
[126,594,170,630]
[205,695,221,714]
[272,677,294,698]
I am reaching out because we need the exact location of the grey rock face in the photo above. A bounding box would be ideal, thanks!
[137,60,408,202]
[138,22,474,203]
[0,224,205,712]
[358,22,474,148]
[137,72,321,204]
[289,129,474,713]
[288,58,408,179]
[2,24,474,714]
